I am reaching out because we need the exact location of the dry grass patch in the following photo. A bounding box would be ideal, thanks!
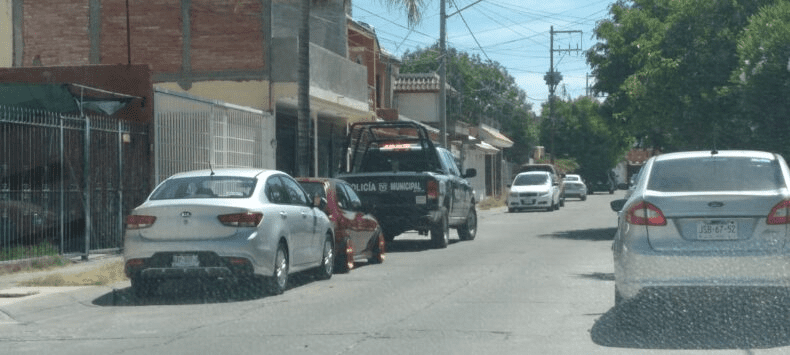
[18,260,127,287]
[0,255,73,276]
[478,193,507,210]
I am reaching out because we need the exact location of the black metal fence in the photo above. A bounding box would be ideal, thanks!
[0,105,149,260]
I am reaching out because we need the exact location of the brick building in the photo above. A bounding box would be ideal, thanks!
[0,0,373,177]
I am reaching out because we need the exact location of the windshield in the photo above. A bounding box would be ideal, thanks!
[298,181,326,199]
[149,176,257,200]
[513,174,548,186]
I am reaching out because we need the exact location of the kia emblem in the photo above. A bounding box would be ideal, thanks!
[181,211,192,218]
[708,201,724,208]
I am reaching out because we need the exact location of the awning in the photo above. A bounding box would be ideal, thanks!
[475,141,500,153]
[0,83,141,115]
[478,124,514,148]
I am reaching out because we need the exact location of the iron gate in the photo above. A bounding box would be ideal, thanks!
[0,105,149,260]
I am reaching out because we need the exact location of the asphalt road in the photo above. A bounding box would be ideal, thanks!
[2,191,789,354]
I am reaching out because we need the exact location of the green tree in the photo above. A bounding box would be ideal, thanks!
[587,0,771,151]
[400,46,538,163]
[729,2,790,156]
[539,97,632,179]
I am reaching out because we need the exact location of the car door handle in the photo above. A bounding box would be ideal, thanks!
[280,211,287,219]
[301,212,308,218]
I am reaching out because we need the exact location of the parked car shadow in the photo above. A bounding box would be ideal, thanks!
[539,227,616,241]
[92,272,325,306]
[384,234,460,253]
[591,287,790,349]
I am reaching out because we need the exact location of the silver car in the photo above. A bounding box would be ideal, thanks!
[610,150,790,307]
[124,168,335,297]
[563,174,587,201]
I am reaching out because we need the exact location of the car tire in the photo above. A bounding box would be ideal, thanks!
[559,196,565,207]
[458,208,477,241]
[546,202,554,212]
[508,207,515,213]
[335,237,354,273]
[314,233,334,280]
[431,210,449,249]
[266,242,289,295]
[581,195,586,201]
[368,232,386,264]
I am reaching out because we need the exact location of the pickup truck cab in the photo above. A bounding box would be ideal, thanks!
[336,122,477,248]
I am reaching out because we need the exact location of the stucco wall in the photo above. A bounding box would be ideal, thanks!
[155,80,271,112]
[396,92,440,123]
[0,0,11,67]
[272,0,347,57]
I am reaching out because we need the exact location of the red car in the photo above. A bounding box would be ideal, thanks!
[297,177,384,272]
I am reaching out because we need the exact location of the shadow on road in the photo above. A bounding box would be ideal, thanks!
[540,227,616,241]
[384,237,460,253]
[591,287,790,349]
[92,272,324,307]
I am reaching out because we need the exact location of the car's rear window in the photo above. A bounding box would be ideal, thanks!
[299,182,326,199]
[647,156,785,192]
[150,176,257,200]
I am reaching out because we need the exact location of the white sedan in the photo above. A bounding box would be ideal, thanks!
[124,168,335,297]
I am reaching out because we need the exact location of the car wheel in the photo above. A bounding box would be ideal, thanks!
[431,210,449,249]
[368,232,386,264]
[559,196,565,207]
[266,242,289,295]
[458,208,477,241]
[508,207,515,213]
[335,237,354,273]
[581,195,586,201]
[609,189,614,194]
[314,233,334,280]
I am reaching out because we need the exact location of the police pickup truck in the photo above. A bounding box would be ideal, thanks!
[336,121,477,248]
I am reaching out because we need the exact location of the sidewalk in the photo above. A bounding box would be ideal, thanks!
[0,253,124,291]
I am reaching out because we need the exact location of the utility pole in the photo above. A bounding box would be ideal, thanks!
[545,26,582,163]
[439,0,447,147]
[439,0,484,148]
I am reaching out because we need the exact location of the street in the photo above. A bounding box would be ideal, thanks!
[2,191,789,354]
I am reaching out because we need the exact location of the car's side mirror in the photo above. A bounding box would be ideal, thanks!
[463,168,477,178]
[610,199,628,212]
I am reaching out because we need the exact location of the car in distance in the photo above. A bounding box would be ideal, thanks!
[563,174,587,201]
[507,171,561,212]
[587,171,616,194]
[124,168,335,297]
[297,177,384,273]
[609,150,790,314]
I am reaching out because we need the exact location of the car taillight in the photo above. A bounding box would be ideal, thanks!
[427,180,438,200]
[126,215,156,229]
[625,201,666,226]
[767,200,790,225]
[218,212,263,227]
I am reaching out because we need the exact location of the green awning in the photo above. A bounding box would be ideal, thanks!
[0,83,79,113]
[0,83,140,115]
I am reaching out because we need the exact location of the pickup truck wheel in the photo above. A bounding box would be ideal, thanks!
[458,208,477,241]
[431,212,449,249]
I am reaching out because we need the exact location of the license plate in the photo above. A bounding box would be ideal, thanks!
[415,195,426,204]
[697,220,738,240]
[522,199,535,205]
[172,254,200,268]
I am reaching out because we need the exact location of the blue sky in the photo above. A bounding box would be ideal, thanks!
[351,0,615,114]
